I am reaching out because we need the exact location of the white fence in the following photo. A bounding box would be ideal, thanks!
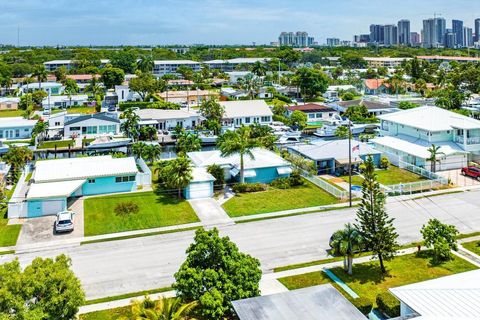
[384,179,446,196]
[7,165,32,219]
[136,157,152,188]
[299,168,348,199]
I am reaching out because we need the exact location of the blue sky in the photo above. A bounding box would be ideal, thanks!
[0,0,478,46]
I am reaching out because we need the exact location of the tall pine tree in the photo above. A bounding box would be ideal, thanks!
[355,156,398,273]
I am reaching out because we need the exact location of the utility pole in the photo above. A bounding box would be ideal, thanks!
[17,26,20,47]
[348,120,352,207]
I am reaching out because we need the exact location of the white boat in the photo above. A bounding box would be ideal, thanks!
[86,135,131,149]
[269,121,291,136]
[197,131,218,144]
[276,131,302,144]
[0,141,9,154]
[314,116,366,138]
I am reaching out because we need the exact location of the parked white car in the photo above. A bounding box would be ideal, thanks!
[54,211,75,233]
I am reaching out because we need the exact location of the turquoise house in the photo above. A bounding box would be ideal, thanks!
[25,156,138,217]
[0,117,37,139]
[187,148,292,185]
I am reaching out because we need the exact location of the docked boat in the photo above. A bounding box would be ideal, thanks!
[197,131,218,144]
[0,141,9,154]
[269,121,291,137]
[86,135,131,149]
[313,116,366,138]
[276,131,302,144]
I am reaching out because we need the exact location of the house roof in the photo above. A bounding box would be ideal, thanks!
[337,99,393,110]
[136,109,200,121]
[66,74,98,81]
[27,179,85,199]
[390,269,480,319]
[64,113,120,126]
[378,105,480,131]
[232,284,366,320]
[33,155,138,183]
[372,134,467,158]
[287,103,336,113]
[187,148,289,170]
[0,117,37,128]
[219,100,273,119]
[364,79,389,90]
[205,57,270,64]
[289,139,380,162]
[191,167,215,183]
[153,60,200,65]
[158,90,217,98]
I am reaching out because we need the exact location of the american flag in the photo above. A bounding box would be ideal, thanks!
[352,145,360,152]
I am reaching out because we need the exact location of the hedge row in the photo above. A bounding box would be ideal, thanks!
[119,101,181,111]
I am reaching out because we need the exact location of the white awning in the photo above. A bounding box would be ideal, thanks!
[277,166,293,175]
[27,180,85,200]
[244,169,257,178]
[229,167,240,177]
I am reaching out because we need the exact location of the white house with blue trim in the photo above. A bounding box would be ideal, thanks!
[184,168,215,200]
[373,106,478,170]
[0,117,37,139]
[16,156,140,217]
[64,113,121,138]
[187,148,292,184]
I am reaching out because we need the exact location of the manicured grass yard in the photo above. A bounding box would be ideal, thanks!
[462,240,480,256]
[52,106,96,115]
[222,181,339,217]
[84,192,199,236]
[80,306,131,320]
[0,219,22,247]
[279,252,477,306]
[0,110,24,117]
[375,166,426,185]
[340,175,365,186]
[37,140,75,149]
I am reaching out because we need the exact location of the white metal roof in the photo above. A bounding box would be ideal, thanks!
[289,139,380,161]
[153,60,200,65]
[33,155,138,183]
[219,100,273,119]
[372,135,467,159]
[42,94,88,103]
[188,148,289,170]
[205,57,270,64]
[27,179,85,199]
[191,167,215,183]
[390,269,480,320]
[378,106,480,131]
[0,117,37,128]
[136,109,200,121]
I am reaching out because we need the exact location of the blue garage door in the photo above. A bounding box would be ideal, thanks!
[27,201,44,218]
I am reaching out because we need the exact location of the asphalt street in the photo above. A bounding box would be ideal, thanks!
[2,190,480,300]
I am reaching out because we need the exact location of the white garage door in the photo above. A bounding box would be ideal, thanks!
[42,199,65,215]
[188,182,212,199]
[439,155,467,171]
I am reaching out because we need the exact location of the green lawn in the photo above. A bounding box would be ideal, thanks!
[37,140,75,149]
[52,106,96,115]
[462,240,480,256]
[0,110,24,117]
[0,219,22,247]
[222,181,339,217]
[84,192,199,236]
[279,252,477,306]
[340,175,365,186]
[80,306,131,320]
[341,166,426,186]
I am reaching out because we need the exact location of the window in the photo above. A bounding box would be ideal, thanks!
[24,128,29,132]
[308,114,315,119]
[86,126,98,134]
[115,176,135,183]
[0,131,3,138]
[129,175,136,181]
[88,179,95,183]
[245,117,251,124]
[115,177,122,183]
[261,116,270,122]
[15,129,19,137]
[122,176,129,182]
[70,127,80,131]
[55,122,61,126]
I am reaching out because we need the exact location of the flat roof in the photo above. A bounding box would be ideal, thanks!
[0,117,37,128]
[378,106,480,131]
[289,139,380,161]
[154,60,200,65]
[33,155,138,183]
[136,109,200,121]
[287,103,336,113]
[219,100,273,119]
[27,179,85,199]
[232,284,366,320]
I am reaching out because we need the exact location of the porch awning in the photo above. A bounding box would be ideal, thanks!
[229,167,240,177]
[335,158,362,165]
[277,166,293,175]
[27,179,85,200]
[244,169,257,178]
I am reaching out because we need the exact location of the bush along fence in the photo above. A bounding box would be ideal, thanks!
[297,167,348,200]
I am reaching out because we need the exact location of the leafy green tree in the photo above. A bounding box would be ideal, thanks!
[176,132,201,155]
[251,61,267,76]
[2,146,33,183]
[434,86,469,110]
[199,100,224,135]
[110,49,137,73]
[294,67,329,99]
[132,142,147,159]
[398,101,419,110]
[54,66,68,84]
[136,55,154,73]
[0,255,85,319]
[335,126,350,139]
[249,122,277,150]
[237,74,262,99]
[207,164,225,189]
[139,126,157,141]
[217,126,258,183]
[32,120,49,137]
[100,67,125,89]
[289,110,307,130]
[64,79,79,107]
[31,90,48,107]
[32,65,48,90]
[176,66,194,80]
[421,218,459,262]
[330,223,364,275]
[122,296,197,320]
[355,156,398,274]
[120,108,140,141]
[174,228,261,319]
[142,144,162,164]
[129,72,159,101]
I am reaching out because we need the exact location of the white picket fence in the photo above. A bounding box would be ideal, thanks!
[299,168,348,199]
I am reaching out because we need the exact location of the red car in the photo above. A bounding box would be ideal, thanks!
[461,166,480,180]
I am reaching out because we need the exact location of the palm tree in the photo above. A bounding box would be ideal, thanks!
[140,126,157,141]
[64,79,79,109]
[427,144,442,173]
[3,146,33,183]
[251,61,267,77]
[330,223,364,275]
[143,144,162,164]
[165,156,193,199]
[137,55,154,73]
[237,74,262,99]
[132,142,147,159]
[217,126,258,183]
[32,65,48,90]
[120,108,140,141]
[123,296,197,320]
[176,132,201,155]
[32,120,49,139]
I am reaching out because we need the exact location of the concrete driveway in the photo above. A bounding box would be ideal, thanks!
[438,169,480,187]
[16,199,84,246]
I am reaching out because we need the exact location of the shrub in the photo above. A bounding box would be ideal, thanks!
[352,297,372,315]
[119,100,181,111]
[380,156,389,169]
[358,163,366,173]
[114,201,140,216]
[270,177,291,189]
[207,164,225,190]
[433,238,453,262]
[376,292,400,318]
[289,169,304,186]
[232,183,267,193]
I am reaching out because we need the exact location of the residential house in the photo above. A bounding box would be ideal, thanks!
[167,79,195,87]
[44,59,110,71]
[372,106,478,170]
[226,71,253,84]
[64,113,120,138]
[115,85,141,102]
[0,97,20,111]
[204,58,270,72]
[158,90,218,107]
[42,94,89,109]
[0,117,37,139]
[332,99,399,116]
[219,100,273,127]
[390,269,480,319]
[287,103,338,124]
[288,139,381,175]
[183,168,216,200]
[19,82,64,95]
[136,109,201,131]
[323,85,357,100]
[187,148,292,184]
[16,156,140,217]
[220,88,249,100]
[232,285,366,320]
[152,60,201,77]
[363,79,390,95]
[363,57,411,68]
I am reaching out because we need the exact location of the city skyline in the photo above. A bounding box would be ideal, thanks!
[0,0,479,46]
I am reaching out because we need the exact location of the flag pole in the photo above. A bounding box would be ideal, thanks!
[348,119,352,207]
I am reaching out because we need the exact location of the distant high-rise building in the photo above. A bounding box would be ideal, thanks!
[307,37,315,47]
[326,38,340,46]
[278,31,313,47]
[464,27,474,47]
[445,32,456,48]
[397,19,411,45]
[475,18,480,42]
[422,17,446,48]
[383,25,398,46]
[354,34,370,43]
[435,17,447,46]
[370,24,385,44]
[411,32,421,46]
[452,19,464,47]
